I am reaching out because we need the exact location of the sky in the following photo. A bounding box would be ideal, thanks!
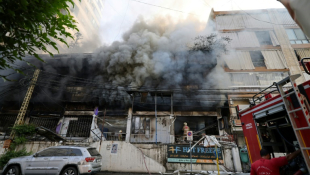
[98,0,285,45]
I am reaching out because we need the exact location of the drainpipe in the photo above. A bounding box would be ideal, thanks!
[155,92,157,144]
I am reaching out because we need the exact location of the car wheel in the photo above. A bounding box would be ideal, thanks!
[5,165,20,175]
[62,167,77,175]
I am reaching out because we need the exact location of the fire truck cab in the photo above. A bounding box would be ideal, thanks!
[239,73,310,174]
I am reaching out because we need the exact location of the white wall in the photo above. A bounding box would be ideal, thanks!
[0,141,60,155]
[100,141,166,173]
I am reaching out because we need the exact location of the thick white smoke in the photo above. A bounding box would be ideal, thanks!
[94,16,231,89]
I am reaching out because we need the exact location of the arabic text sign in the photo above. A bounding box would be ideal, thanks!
[167,145,223,164]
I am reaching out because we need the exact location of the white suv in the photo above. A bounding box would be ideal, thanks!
[2,146,102,175]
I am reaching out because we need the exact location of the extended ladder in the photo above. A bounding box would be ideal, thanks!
[276,74,310,172]
[10,69,40,139]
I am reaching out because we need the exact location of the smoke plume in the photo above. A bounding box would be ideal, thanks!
[0,15,232,107]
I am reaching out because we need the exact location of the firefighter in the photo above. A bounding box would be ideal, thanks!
[250,148,301,175]
[118,130,122,141]
[182,122,190,141]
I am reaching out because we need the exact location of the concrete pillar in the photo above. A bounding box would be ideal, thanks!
[268,9,305,84]
[232,147,242,172]
[223,147,234,171]
[125,108,132,142]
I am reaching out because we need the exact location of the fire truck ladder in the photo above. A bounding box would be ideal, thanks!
[9,69,40,140]
[276,74,310,171]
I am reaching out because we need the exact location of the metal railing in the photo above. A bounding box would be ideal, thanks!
[102,132,126,141]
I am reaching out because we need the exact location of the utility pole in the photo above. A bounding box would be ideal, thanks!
[10,69,40,140]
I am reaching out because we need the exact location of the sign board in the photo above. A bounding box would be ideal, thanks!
[3,139,11,148]
[167,145,223,164]
[111,143,118,154]
[187,131,193,141]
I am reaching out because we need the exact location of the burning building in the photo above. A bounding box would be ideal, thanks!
[1,8,308,173]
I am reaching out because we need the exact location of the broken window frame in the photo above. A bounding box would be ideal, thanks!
[131,116,151,138]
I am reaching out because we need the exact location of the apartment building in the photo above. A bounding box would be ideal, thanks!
[211,8,310,148]
[50,0,105,53]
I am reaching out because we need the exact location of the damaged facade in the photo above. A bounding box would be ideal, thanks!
[1,8,309,173]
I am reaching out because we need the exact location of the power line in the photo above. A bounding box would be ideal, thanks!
[38,86,66,110]
[202,0,212,8]
[106,0,118,13]
[33,89,62,112]
[231,0,287,25]
[113,0,130,41]
[131,0,198,16]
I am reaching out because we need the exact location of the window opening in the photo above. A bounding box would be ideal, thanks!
[286,29,309,44]
[255,31,272,45]
[132,116,151,137]
[250,51,266,67]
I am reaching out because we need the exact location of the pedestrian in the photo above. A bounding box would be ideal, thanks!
[250,148,301,175]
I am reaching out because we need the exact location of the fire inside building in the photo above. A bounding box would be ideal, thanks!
[1,7,310,173]
[0,51,240,172]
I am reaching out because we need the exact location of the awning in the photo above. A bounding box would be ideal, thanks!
[238,31,260,47]
[225,51,255,70]
[261,50,288,69]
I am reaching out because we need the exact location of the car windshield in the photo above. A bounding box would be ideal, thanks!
[87,148,100,156]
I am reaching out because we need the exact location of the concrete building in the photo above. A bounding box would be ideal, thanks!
[50,0,104,53]
[210,8,310,165]
[3,8,310,173]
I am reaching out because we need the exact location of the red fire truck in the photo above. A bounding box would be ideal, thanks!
[239,59,310,174]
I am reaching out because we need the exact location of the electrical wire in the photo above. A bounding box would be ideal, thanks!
[231,0,288,25]
[275,123,297,148]
[37,86,66,110]
[131,0,198,17]
[113,0,130,41]
[202,0,212,8]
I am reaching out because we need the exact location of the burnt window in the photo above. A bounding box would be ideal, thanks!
[250,51,266,67]
[132,117,151,135]
[255,31,272,45]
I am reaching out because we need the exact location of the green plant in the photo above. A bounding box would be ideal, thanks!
[0,0,80,81]
[0,148,31,169]
[0,124,36,167]
[12,124,36,137]
[9,124,36,150]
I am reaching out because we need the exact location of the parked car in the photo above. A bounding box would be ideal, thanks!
[2,146,102,175]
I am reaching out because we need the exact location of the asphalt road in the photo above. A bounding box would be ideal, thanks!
[97,173,158,175]
[0,170,159,175]
[0,170,249,175]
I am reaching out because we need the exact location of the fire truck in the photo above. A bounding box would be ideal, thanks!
[238,59,310,174]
